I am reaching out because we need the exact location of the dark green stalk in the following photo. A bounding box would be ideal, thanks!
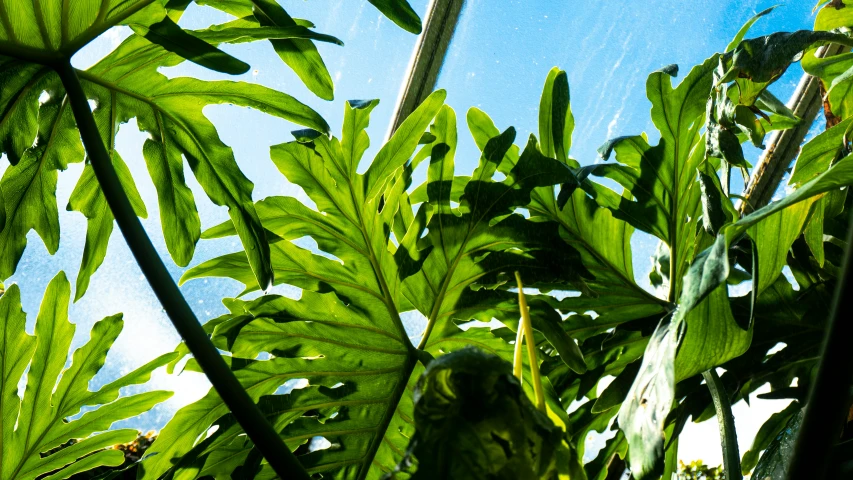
[702,369,742,480]
[785,208,853,480]
[53,60,310,480]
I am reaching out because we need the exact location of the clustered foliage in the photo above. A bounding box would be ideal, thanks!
[677,461,724,480]
[2,0,853,479]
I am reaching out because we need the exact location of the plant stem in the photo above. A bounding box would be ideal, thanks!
[702,369,742,480]
[515,272,546,413]
[786,207,853,480]
[662,429,679,480]
[53,60,310,480]
[513,319,524,381]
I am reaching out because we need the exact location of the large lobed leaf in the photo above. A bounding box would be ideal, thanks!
[144,85,591,478]
[0,0,166,63]
[0,20,330,296]
[401,103,592,374]
[144,92,447,480]
[0,272,174,480]
[0,0,425,298]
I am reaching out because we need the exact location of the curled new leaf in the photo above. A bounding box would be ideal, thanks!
[385,348,561,479]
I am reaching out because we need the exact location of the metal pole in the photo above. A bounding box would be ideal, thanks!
[387,0,465,136]
[738,44,844,214]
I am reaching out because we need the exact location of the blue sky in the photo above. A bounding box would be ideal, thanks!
[0,0,823,469]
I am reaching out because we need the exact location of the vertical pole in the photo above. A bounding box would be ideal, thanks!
[387,0,465,137]
[738,44,843,214]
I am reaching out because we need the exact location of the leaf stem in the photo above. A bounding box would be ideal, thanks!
[53,60,310,480]
[786,207,853,480]
[513,319,523,380]
[515,272,546,413]
[702,369,742,480]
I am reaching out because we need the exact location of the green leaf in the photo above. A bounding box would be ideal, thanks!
[741,401,801,475]
[147,94,446,480]
[249,0,335,100]
[617,319,680,479]
[196,23,344,46]
[725,6,777,53]
[1,26,330,290]
[539,67,574,165]
[0,0,167,63]
[402,106,592,365]
[803,50,853,118]
[698,169,735,236]
[387,348,561,479]
[668,149,853,324]
[676,286,751,381]
[0,90,81,279]
[366,0,422,34]
[0,59,45,166]
[68,152,148,300]
[0,272,173,480]
[803,188,846,268]
[752,408,804,480]
[719,31,853,85]
[469,100,665,337]
[154,91,583,479]
[591,360,641,413]
[789,118,852,187]
[732,153,853,237]
[130,16,250,75]
[815,2,853,31]
[589,57,716,299]
[748,197,817,295]
[365,90,446,201]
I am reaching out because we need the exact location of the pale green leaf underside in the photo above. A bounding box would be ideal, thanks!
[0,0,165,62]
[0,271,174,480]
[0,26,329,294]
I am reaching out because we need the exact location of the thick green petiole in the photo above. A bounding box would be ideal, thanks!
[53,60,310,480]
[703,369,742,480]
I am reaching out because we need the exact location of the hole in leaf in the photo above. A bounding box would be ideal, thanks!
[292,236,343,265]
[781,266,799,291]
[275,378,309,395]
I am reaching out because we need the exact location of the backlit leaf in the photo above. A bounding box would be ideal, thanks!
[0,272,174,479]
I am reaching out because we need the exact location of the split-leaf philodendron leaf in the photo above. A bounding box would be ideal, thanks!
[601,26,853,479]
[0,272,175,479]
[138,88,592,479]
[0,0,425,299]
